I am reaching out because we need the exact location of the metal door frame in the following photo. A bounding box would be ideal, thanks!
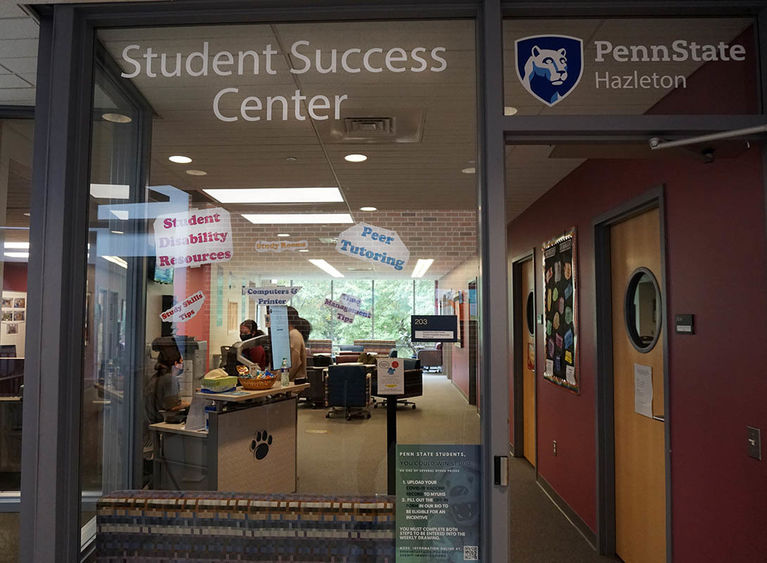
[20,1,511,561]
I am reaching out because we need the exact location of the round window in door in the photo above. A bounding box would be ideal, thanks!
[624,267,662,352]
[525,291,535,336]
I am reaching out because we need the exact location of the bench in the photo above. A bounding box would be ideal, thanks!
[96,490,395,561]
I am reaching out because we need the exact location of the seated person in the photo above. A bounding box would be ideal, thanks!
[145,336,189,425]
[239,319,267,369]
[287,306,310,381]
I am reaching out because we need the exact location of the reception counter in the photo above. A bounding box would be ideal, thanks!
[149,382,308,493]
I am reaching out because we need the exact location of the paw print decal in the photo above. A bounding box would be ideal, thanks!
[250,430,273,460]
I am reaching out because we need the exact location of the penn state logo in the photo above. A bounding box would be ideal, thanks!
[515,35,583,106]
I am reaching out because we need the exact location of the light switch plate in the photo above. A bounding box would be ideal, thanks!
[747,427,761,460]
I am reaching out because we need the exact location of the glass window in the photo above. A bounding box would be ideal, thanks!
[84,20,481,559]
[503,18,758,115]
[0,118,33,563]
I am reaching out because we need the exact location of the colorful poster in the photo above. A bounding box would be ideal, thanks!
[159,290,205,323]
[377,357,404,394]
[153,207,232,268]
[396,444,481,562]
[335,222,409,272]
[542,229,578,392]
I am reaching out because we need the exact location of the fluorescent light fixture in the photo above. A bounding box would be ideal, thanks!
[204,187,343,204]
[169,155,192,164]
[4,242,29,249]
[102,113,132,123]
[309,259,344,278]
[360,206,377,212]
[111,230,124,235]
[242,213,353,224]
[4,252,28,259]
[186,169,207,176]
[277,233,291,237]
[461,167,476,174]
[23,212,30,217]
[103,255,128,269]
[411,258,434,278]
[344,154,367,163]
[90,183,130,199]
[298,249,309,253]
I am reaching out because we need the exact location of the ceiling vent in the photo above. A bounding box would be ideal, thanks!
[344,117,395,136]
[315,110,424,144]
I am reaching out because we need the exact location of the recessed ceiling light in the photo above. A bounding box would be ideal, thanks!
[360,206,377,212]
[461,167,476,174]
[504,106,518,116]
[286,156,298,161]
[277,233,290,237]
[186,169,207,176]
[23,212,30,217]
[411,258,434,278]
[102,113,132,123]
[242,213,353,224]
[344,154,367,163]
[169,155,192,164]
[309,259,344,278]
[204,187,343,204]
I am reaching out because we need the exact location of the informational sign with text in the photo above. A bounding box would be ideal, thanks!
[243,285,302,306]
[376,357,404,395]
[159,291,205,323]
[396,444,481,562]
[336,222,409,273]
[153,207,232,268]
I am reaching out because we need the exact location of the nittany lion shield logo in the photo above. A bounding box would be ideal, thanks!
[515,35,583,107]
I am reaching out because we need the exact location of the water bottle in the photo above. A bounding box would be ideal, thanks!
[280,357,289,387]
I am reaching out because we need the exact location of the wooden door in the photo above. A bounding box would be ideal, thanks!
[521,259,536,466]
[610,208,666,563]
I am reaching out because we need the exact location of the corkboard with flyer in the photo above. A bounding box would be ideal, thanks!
[542,229,578,393]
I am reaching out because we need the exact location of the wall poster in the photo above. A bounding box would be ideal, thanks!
[542,228,578,392]
[396,444,480,562]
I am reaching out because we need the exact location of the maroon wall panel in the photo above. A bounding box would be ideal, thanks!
[508,148,767,559]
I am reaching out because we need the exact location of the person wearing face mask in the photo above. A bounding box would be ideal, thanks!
[239,319,267,370]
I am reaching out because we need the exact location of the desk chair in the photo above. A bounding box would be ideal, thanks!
[325,364,371,420]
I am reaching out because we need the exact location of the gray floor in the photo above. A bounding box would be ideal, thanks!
[510,458,616,562]
[296,373,611,561]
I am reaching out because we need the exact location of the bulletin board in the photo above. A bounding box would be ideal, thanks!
[1,291,26,357]
[542,229,578,392]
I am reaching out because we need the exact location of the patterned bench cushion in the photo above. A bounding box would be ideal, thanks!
[96,490,395,562]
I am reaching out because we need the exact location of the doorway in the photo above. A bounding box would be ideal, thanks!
[511,254,536,467]
[595,195,669,562]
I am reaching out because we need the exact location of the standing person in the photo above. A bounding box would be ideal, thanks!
[239,319,267,369]
[286,306,310,381]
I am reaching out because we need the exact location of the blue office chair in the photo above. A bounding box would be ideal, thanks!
[325,364,371,420]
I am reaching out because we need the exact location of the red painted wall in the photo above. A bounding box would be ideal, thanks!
[508,148,767,560]
[2,262,27,292]
[174,264,211,371]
